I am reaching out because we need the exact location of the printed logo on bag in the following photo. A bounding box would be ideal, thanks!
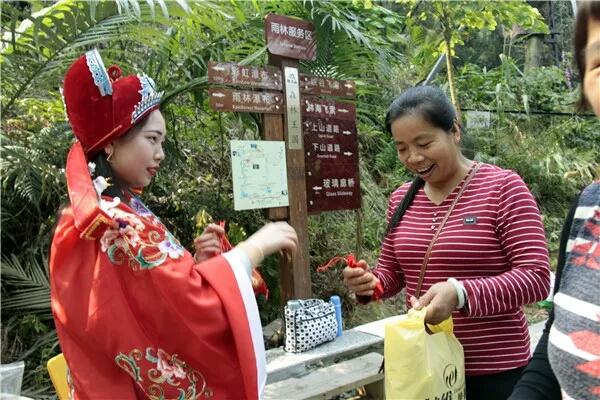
[424,364,464,400]
[425,392,453,400]
[463,216,477,225]
[443,364,458,388]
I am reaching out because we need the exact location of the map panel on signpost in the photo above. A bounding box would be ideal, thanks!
[230,140,289,211]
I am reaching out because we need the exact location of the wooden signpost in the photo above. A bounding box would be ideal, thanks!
[208,13,360,303]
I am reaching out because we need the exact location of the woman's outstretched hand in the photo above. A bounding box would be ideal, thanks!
[238,222,298,266]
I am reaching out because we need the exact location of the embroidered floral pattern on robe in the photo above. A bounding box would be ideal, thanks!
[115,347,212,399]
[99,198,185,271]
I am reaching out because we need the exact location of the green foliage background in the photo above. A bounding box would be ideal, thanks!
[1,0,598,396]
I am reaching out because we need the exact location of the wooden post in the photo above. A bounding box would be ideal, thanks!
[355,208,363,260]
[262,54,312,302]
[209,11,318,303]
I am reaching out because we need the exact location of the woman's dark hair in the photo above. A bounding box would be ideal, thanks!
[385,85,457,135]
[88,111,156,200]
[574,1,600,111]
[383,86,465,236]
[385,177,425,236]
[90,151,127,200]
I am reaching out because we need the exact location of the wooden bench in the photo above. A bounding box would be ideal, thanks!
[266,328,383,384]
[264,352,383,400]
[264,318,392,400]
[264,318,546,400]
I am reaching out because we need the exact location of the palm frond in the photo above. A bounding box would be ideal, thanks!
[1,254,51,317]
[1,128,69,211]
[1,0,190,116]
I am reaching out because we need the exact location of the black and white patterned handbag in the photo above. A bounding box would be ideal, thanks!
[284,298,338,353]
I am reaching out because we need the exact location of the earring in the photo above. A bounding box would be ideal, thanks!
[106,150,114,162]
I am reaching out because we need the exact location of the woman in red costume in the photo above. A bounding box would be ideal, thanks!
[50,49,298,399]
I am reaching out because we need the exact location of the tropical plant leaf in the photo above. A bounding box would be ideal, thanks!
[1,254,51,317]
[1,0,190,115]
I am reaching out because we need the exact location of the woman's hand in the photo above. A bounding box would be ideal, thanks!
[193,223,225,263]
[410,282,458,325]
[342,260,380,296]
[238,222,298,266]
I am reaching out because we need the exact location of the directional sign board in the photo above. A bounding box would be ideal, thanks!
[299,74,356,98]
[265,13,316,61]
[302,96,360,213]
[303,118,358,163]
[209,88,284,114]
[208,62,282,91]
[301,96,356,121]
[306,163,361,213]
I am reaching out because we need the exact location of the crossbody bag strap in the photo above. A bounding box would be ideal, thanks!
[414,162,482,298]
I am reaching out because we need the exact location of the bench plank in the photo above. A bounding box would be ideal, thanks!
[266,329,382,383]
[264,352,383,400]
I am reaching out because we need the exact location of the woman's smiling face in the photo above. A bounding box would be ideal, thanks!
[391,113,462,185]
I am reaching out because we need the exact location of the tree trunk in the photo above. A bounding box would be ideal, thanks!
[441,4,461,122]
[525,34,546,70]
[525,0,552,69]
[444,36,461,122]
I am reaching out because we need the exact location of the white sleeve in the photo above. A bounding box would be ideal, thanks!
[221,248,266,396]
[223,247,253,278]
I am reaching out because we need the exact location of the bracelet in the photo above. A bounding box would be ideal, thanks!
[447,278,466,309]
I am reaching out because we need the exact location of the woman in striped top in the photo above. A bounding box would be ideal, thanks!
[343,86,551,399]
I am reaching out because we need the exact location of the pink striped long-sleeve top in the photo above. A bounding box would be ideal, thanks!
[373,163,551,375]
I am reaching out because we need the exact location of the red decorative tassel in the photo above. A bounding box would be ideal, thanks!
[216,221,232,252]
[217,221,269,300]
[316,253,383,300]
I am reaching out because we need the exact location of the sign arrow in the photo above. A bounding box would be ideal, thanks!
[343,152,353,156]
[211,65,226,72]
[344,83,354,88]
[211,92,225,98]
[312,186,322,191]
[338,108,349,113]
[342,130,352,135]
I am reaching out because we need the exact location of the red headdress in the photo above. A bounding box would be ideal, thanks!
[63,49,163,156]
[62,49,163,238]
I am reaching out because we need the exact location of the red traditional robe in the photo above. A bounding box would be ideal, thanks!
[50,143,265,399]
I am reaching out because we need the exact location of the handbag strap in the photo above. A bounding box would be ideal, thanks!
[414,162,482,298]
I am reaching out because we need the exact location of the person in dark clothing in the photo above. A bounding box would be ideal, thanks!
[509,2,600,399]
[508,195,579,400]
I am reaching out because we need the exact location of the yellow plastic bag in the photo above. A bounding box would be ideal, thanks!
[384,308,466,400]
